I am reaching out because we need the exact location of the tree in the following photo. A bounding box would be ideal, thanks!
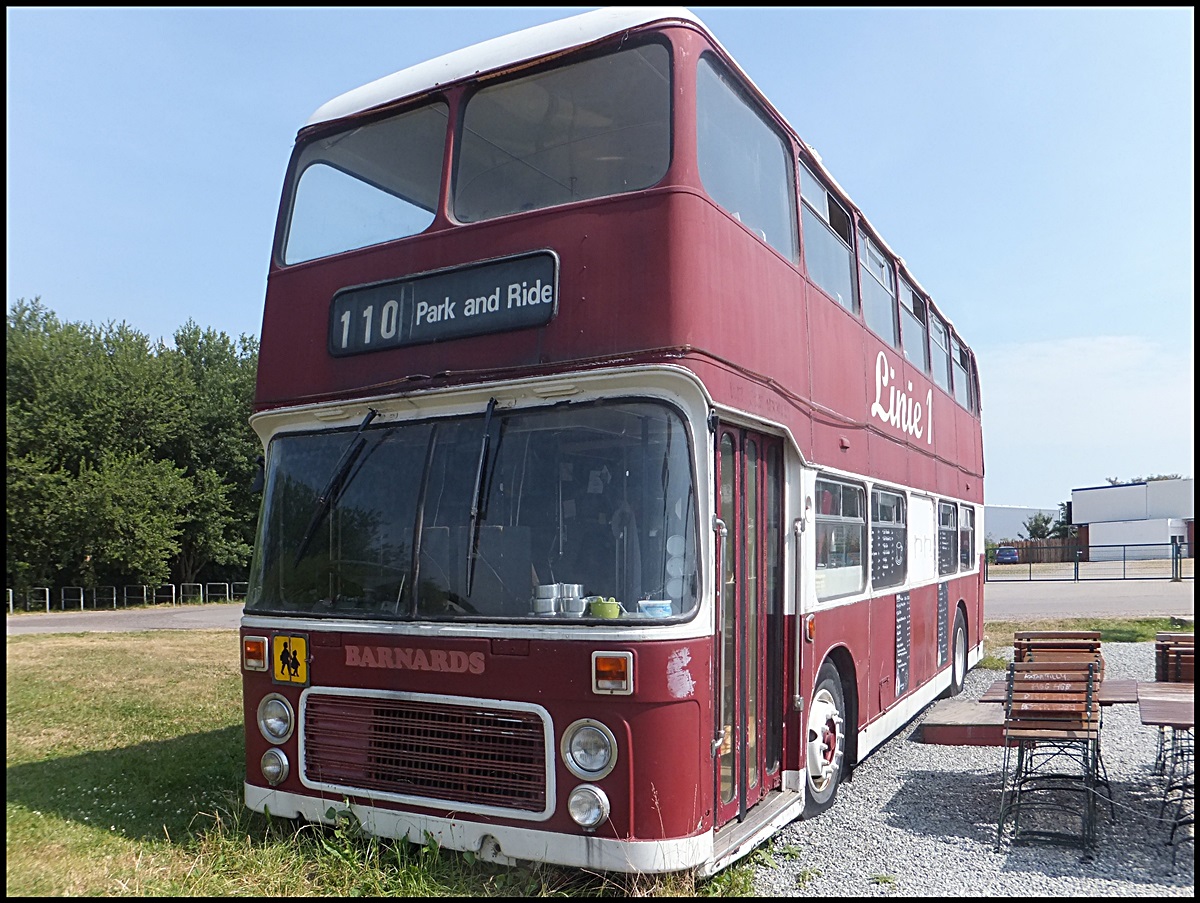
[1020,512,1054,540]
[1049,500,1076,540]
[6,298,260,594]
[161,321,259,584]
[1105,474,1186,485]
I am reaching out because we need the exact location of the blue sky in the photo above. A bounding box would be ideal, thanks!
[6,6,1194,510]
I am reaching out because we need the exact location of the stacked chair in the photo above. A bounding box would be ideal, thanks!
[996,642,1104,853]
[1152,631,1194,848]
[1155,632,1195,684]
[1014,630,1105,678]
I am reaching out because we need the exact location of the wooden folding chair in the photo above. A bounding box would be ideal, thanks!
[1014,631,1104,679]
[996,660,1102,853]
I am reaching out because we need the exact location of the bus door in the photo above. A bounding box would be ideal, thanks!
[715,426,785,828]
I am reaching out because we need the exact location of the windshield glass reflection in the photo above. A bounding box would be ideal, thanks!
[246,400,698,622]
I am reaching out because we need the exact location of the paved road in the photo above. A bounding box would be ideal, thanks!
[984,578,1192,620]
[7,580,1193,635]
[7,602,246,635]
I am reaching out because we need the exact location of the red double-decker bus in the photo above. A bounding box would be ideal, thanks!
[240,7,984,876]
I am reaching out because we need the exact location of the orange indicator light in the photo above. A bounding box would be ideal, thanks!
[592,651,634,695]
[243,636,268,671]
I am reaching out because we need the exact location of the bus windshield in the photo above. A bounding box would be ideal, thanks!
[246,400,698,622]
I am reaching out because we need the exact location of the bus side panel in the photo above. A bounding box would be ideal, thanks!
[907,581,940,692]
[954,403,984,500]
[806,283,870,477]
[626,700,707,838]
[866,593,897,719]
[805,602,872,726]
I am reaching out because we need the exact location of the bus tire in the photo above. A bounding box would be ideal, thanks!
[804,659,846,816]
[947,608,968,697]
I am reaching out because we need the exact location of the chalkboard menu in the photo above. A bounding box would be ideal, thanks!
[895,591,911,697]
[871,524,906,587]
[937,527,957,575]
[937,583,950,667]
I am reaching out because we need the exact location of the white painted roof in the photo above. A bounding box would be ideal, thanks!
[306,7,705,126]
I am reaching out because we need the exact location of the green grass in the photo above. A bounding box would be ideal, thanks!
[8,617,1189,895]
[983,616,1190,654]
[5,630,749,896]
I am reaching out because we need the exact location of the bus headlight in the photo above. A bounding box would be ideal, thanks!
[260,748,290,785]
[257,693,295,743]
[561,719,617,780]
[567,784,610,830]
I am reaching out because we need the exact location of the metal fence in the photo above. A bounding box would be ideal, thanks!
[986,542,1194,582]
[7,580,248,613]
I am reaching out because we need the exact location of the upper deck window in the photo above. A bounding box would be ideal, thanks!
[696,56,798,262]
[951,336,972,410]
[454,43,671,222]
[283,103,449,265]
[799,163,857,313]
[929,310,952,395]
[858,231,898,347]
[899,280,930,373]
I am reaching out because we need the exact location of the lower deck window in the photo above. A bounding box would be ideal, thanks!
[938,500,958,576]
[959,505,976,569]
[871,488,907,589]
[815,478,865,600]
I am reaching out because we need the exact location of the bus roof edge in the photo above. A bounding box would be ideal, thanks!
[305,7,705,126]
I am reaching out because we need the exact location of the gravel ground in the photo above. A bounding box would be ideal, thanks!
[753,642,1194,897]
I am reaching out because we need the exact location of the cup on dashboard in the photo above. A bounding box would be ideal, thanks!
[638,600,672,618]
[590,597,621,619]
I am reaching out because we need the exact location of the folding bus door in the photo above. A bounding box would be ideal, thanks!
[715,425,785,828]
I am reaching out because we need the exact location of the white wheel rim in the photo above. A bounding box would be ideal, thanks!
[954,624,967,684]
[807,687,844,791]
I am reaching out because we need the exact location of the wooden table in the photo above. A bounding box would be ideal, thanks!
[1136,682,1195,729]
[1136,681,1194,843]
[980,677,1138,706]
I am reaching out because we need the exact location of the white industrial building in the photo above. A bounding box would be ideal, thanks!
[1071,478,1194,560]
[982,505,1057,544]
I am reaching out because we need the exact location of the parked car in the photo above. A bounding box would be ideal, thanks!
[994,546,1019,564]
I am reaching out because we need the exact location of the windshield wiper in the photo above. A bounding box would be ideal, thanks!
[465,397,497,596]
[292,408,378,566]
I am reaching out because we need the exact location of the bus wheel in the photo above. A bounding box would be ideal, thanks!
[804,660,845,816]
[948,608,968,697]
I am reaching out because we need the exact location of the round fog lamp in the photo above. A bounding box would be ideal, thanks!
[567,784,610,830]
[260,748,290,786]
[257,693,295,743]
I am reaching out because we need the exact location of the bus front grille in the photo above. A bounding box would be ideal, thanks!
[302,692,548,813]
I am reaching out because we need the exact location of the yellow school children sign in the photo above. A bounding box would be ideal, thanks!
[272,634,309,685]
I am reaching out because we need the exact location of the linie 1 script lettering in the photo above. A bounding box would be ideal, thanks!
[870,350,933,445]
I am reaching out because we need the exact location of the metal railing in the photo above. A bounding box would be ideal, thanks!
[6,580,248,613]
[986,541,1194,582]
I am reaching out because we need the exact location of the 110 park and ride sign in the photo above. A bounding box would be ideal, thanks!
[329,250,558,356]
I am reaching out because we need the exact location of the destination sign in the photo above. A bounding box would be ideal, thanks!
[329,251,558,356]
